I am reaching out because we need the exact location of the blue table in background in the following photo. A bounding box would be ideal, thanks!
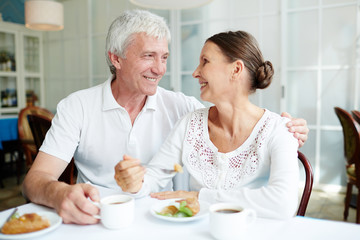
[0,116,18,149]
[0,115,22,187]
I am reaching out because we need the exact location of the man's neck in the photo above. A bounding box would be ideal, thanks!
[111,79,147,125]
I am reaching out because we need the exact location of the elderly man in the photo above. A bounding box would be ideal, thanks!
[23,10,308,225]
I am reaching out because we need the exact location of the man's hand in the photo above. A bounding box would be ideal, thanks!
[281,112,309,148]
[55,183,100,225]
[114,154,146,193]
[22,152,101,225]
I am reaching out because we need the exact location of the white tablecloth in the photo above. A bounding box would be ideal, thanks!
[1,185,360,240]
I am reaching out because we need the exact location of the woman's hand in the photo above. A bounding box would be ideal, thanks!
[281,112,309,148]
[150,190,199,200]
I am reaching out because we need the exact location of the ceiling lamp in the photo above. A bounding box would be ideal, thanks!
[25,0,64,31]
[130,0,213,9]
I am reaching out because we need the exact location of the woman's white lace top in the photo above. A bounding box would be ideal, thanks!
[142,107,299,219]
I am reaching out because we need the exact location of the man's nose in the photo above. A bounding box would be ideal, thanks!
[152,58,166,75]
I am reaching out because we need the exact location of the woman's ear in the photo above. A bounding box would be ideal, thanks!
[108,52,121,70]
[231,60,244,80]
[234,60,244,74]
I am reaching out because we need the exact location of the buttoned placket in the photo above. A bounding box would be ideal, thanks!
[128,106,148,147]
[216,153,228,189]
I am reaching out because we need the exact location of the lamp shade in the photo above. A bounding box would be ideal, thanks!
[25,0,64,31]
[130,0,213,9]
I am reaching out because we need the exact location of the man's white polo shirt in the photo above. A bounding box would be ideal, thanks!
[40,76,203,190]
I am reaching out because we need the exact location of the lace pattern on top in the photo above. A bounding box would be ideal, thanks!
[185,109,273,190]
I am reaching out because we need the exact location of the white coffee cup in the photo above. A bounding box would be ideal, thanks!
[209,203,256,240]
[93,194,135,229]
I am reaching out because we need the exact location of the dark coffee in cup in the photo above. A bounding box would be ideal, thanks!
[215,209,241,214]
[210,203,257,239]
[97,194,135,229]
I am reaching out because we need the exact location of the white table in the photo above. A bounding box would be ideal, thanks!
[1,185,360,240]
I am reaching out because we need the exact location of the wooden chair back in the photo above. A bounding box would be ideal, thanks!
[351,110,360,126]
[18,105,54,167]
[27,114,52,150]
[27,114,76,185]
[297,151,314,216]
[334,107,360,174]
[334,107,360,223]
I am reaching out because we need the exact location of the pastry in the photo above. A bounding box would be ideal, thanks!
[1,213,50,234]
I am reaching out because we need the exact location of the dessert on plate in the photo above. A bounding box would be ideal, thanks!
[157,197,200,218]
[1,213,50,234]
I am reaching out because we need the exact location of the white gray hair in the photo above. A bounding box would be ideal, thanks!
[105,10,171,75]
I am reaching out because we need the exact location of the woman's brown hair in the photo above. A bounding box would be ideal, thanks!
[206,31,274,92]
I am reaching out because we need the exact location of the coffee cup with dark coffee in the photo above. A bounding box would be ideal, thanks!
[209,203,256,239]
[92,194,134,229]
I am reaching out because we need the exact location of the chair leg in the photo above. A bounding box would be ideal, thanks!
[16,151,23,185]
[344,183,353,221]
[357,192,360,224]
[0,150,4,188]
[8,151,19,185]
[23,150,34,168]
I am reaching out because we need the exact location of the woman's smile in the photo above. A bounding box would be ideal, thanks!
[200,81,208,89]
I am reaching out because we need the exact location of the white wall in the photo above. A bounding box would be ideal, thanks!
[43,0,90,110]
[282,0,360,191]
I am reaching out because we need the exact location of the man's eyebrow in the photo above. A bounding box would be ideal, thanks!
[142,51,170,57]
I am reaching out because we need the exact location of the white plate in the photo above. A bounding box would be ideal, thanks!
[0,211,62,239]
[150,199,210,222]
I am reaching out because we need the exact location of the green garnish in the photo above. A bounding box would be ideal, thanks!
[173,211,188,217]
[178,201,193,217]
[10,212,19,220]
[156,200,194,218]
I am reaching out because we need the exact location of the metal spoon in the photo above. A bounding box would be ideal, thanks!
[160,169,177,174]
[160,164,183,174]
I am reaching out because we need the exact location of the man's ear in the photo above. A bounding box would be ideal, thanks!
[108,51,121,70]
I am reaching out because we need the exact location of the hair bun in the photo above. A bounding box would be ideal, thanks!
[255,61,274,89]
